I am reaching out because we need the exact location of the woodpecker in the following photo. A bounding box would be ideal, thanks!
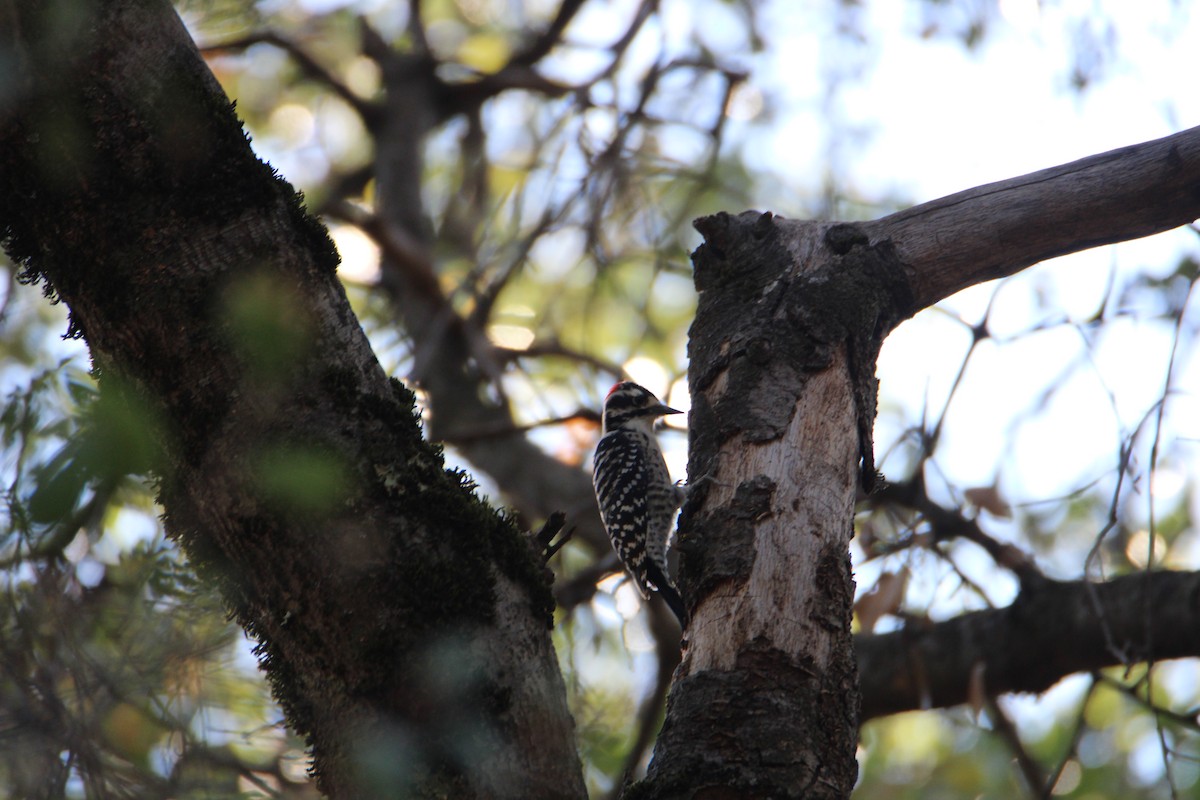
[592,381,687,626]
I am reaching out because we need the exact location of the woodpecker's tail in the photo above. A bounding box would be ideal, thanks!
[645,561,687,627]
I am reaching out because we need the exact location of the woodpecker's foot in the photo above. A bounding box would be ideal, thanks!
[535,512,573,563]
[679,468,730,505]
[682,450,729,496]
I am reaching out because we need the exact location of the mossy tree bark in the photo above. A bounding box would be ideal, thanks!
[0,1,584,797]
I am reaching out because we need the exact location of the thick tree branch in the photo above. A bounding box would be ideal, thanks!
[864,125,1200,316]
[0,2,584,797]
[857,570,1200,721]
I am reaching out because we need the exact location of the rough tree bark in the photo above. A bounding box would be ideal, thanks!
[0,2,584,797]
[636,126,1200,798]
[640,214,908,799]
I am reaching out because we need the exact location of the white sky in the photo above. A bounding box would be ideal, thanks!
[756,0,1198,200]
[738,0,1200,506]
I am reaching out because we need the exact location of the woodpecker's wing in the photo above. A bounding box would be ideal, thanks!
[592,430,655,598]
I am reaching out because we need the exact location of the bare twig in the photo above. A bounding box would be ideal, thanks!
[985,693,1046,797]
[870,477,1043,583]
[511,0,588,66]
[534,511,573,563]
[201,32,375,118]
[493,339,625,378]
[1039,677,1097,799]
[554,554,622,613]
[406,0,430,56]
[440,410,598,444]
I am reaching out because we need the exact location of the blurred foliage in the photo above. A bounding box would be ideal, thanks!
[0,350,315,796]
[4,0,1200,797]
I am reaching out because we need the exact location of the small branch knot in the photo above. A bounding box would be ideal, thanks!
[752,211,776,239]
[824,223,869,255]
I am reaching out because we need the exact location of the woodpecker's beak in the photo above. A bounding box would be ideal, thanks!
[656,404,683,417]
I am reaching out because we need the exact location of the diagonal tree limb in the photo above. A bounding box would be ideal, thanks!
[608,601,683,800]
[864,125,1200,317]
[985,693,1045,796]
[511,0,588,67]
[0,2,585,796]
[869,476,1043,583]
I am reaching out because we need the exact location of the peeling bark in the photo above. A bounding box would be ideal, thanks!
[637,212,907,798]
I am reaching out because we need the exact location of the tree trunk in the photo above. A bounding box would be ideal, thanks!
[639,213,909,798]
[0,1,585,797]
[638,127,1200,798]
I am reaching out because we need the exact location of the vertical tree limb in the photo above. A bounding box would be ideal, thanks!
[637,212,907,797]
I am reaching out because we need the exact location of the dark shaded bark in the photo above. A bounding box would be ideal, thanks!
[0,2,584,797]
[858,570,1200,721]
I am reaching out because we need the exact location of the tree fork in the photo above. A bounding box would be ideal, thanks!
[635,212,910,798]
[637,126,1200,797]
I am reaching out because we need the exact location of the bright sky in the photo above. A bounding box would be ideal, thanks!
[757,0,1198,199]
[740,0,1200,509]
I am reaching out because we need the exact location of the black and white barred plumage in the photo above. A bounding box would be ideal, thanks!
[592,381,687,625]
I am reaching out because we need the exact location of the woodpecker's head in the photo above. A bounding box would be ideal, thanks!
[601,381,682,433]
